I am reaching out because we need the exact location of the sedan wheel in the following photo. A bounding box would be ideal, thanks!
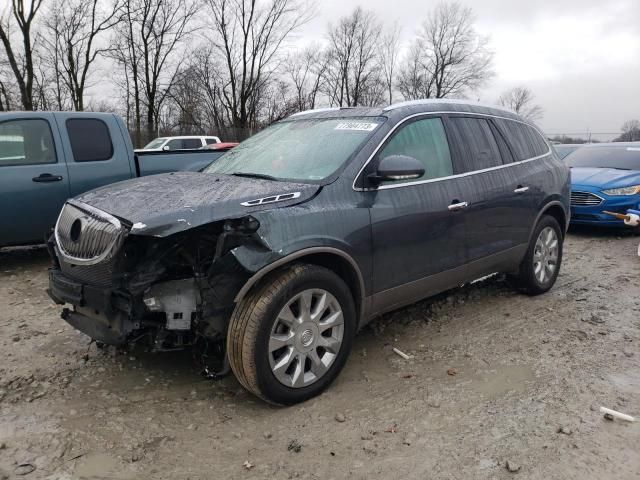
[227,264,355,405]
[533,226,559,284]
[269,289,344,388]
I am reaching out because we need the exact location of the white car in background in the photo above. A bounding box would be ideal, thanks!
[138,135,221,151]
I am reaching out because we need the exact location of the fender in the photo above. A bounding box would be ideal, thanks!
[233,246,367,308]
[529,199,569,242]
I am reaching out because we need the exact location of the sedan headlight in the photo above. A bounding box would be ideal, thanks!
[601,185,640,196]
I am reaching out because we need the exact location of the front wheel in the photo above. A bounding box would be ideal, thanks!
[227,264,356,405]
[513,215,563,295]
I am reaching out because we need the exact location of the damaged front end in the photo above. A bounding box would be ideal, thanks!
[47,199,265,369]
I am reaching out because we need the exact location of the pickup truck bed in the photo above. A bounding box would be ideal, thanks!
[0,111,229,247]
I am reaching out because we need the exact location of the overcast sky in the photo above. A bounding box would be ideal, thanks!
[294,0,640,140]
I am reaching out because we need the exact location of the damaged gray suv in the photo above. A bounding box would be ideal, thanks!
[47,100,570,404]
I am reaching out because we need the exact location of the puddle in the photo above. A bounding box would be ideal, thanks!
[74,452,133,479]
[470,364,535,397]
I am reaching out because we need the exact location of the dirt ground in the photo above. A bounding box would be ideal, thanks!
[1,228,639,480]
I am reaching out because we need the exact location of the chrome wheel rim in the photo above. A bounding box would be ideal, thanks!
[268,289,344,388]
[533,226,559,284]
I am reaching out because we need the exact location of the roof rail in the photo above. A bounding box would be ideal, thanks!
[289,107,341,118]
[383,99,516,115]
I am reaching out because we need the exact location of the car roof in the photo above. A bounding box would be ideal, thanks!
[288,99,524,124]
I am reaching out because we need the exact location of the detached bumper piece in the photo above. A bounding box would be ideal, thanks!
[47,268,133,346]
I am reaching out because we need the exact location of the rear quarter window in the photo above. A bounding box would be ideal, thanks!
[66,118,114,162]
[496,119,548,161]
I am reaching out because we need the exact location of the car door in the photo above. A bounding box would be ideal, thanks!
[0,115,70,245]
[492,118,549,245]
[363,116,469,313]
[54,114,134,197]
[444,115,520,264]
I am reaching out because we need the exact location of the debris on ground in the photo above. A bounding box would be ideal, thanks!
[392,348,412,360]
[287,440,302,453]
[243,460,254,470]
[600,406,636,422]
[14,464,36,476]
[506,460,521,473]
[447,368,458,376]
[335,413,346,422]
[557,426,573,435]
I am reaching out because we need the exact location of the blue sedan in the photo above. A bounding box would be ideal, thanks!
[567,143,640,226]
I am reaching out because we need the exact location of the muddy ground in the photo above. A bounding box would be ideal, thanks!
[0,229,639,480]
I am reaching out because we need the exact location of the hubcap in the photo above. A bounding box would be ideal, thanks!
[533,226,559,284]
[268,289,344,388]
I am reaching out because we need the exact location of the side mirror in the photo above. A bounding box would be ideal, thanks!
[369,155,425,185]
[162,145,170,151]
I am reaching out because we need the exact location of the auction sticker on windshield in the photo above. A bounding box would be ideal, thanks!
[334,122,379,131]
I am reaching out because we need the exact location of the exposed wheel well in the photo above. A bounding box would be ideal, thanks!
[236,251,364,322]
[541,204,567,237]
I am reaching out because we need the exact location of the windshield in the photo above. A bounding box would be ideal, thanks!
[204,117,385,182]
[566,146,640,170]
[144,138,167,149]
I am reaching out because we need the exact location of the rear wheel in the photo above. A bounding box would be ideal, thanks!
[513,215,563,295]
[227,264,356,405]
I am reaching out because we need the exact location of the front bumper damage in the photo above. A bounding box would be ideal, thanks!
[46,201,268,356]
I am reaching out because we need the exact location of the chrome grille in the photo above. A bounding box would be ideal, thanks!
[55,201,126,265]
[59,257,115,287]
[571,191,603,206]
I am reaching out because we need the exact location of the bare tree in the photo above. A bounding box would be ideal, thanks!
[44,0,122,111]
[379,23,400,105]
[397,43,436,100]
[0,0,45,110]
[325,7,384,107]
[615,119,640,142]
[287,45,328,111]
[498,86,543,121]
[206,0,311,137]
[398,2,493,100]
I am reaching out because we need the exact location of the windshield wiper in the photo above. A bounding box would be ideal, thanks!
[596,166,630,170]
[230,172,279,181]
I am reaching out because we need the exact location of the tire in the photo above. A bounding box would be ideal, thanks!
[227,263,356,405]
[513,215,563,295]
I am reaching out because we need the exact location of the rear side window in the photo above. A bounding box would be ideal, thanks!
[448,117,503,172]
[0,119,57,166]
[205,138,218,145]
[66,119,113,162]
[377,117,453,183]
[182,138,202,149]
[495,119,548,161]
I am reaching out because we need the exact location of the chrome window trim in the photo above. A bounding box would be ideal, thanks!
[352,110,552,192]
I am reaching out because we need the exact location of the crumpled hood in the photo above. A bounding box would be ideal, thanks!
[75,171,319,236]
[571,167,640,188]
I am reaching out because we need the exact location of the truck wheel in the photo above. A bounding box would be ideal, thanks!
[227,264,356,405]
[513,215,563,295]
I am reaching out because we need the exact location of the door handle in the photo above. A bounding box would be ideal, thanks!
[514,186,529,194]
[448,201,469,211]
[33,173,63,183]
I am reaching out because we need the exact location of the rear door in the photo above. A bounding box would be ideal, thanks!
[493,118,550,242]
[53,113,134,197]
[444,115,520,262]
[0,114,70,245]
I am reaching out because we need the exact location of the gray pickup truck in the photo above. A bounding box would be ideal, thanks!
[0,111,231,247]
